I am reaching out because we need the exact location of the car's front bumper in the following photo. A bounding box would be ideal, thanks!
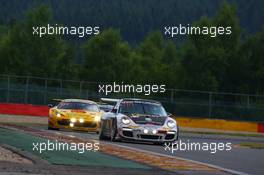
[49,117,100,132]
[117,126,178,143]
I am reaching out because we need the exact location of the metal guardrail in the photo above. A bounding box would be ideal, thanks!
[0,74,263,121]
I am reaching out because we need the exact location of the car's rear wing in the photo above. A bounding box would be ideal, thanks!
[52,99,63,102]
[48,99,63,107]
[100,98,120,103]
[96,101,109,105]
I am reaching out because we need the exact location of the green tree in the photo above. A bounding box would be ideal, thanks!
[132,31,183,87]
[181,2,241,91]
[0,5,68,78]
[56,44,79,80]
[81,29,132,82]
[135,31,165,84]
[161,41,183,88]
[238,29,264,94]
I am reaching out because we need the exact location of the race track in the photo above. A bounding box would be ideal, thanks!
[43,128,264,175]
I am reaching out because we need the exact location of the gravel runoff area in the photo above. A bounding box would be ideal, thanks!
[0,146,33,164]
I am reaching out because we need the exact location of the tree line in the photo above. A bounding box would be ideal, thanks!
[1,0,263,43]
[0,2,263,95]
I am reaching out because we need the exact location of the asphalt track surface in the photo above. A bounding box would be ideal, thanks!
[44,129,264,175]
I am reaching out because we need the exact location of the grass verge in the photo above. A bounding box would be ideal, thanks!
[182,130,264,138]
[239,142,264,149]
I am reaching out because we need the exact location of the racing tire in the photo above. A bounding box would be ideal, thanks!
[110,119,117,142]
[48,126,59,130]
[48,120,59,130]
[99,121,107,140]
[176,125,179,141]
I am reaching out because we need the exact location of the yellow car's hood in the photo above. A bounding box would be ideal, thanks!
[57,109,101,119]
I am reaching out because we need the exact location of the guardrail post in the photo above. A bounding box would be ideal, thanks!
[60,79,62,96]
[79,81,83,98]
[6,75,10,103]
[208,92,212,118]
[247,95,250,108]
[44,79,47,104]
[24,76,29,104]
[170,90,174,102]
[86,89,89,99]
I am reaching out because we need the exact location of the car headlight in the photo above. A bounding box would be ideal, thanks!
[94,115,100,122]
[70,118,77,123]
[55,111,62,117]
[79,118,84,123]
[121,117,131,125]
[167,120,176,128]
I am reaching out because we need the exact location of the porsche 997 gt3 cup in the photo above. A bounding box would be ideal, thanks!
[99,98,179,144]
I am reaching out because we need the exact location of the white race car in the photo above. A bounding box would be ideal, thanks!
[99,98,179,144]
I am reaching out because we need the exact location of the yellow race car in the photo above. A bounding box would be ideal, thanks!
[48,99,103,133]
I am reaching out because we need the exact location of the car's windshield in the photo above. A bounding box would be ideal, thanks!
[57,102,99,112]
[119,101,167,116]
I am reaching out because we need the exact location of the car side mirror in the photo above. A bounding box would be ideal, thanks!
[48,104,54,108]
[167,112,172,117]
[111,108,117,113]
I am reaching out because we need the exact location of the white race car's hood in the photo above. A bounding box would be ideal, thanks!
[129,114,167,126]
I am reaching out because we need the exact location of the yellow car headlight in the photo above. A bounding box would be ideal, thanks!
[79,118,84,123]
[70,118,77,123]
[94,115,100,122]
[55,111,62,118]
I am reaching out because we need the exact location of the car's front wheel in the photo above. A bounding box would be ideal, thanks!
[99,120,107,140]
[110,119,117,142]
[48,126,59,130]
[48,120,59,130]
[176,125,179,141]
